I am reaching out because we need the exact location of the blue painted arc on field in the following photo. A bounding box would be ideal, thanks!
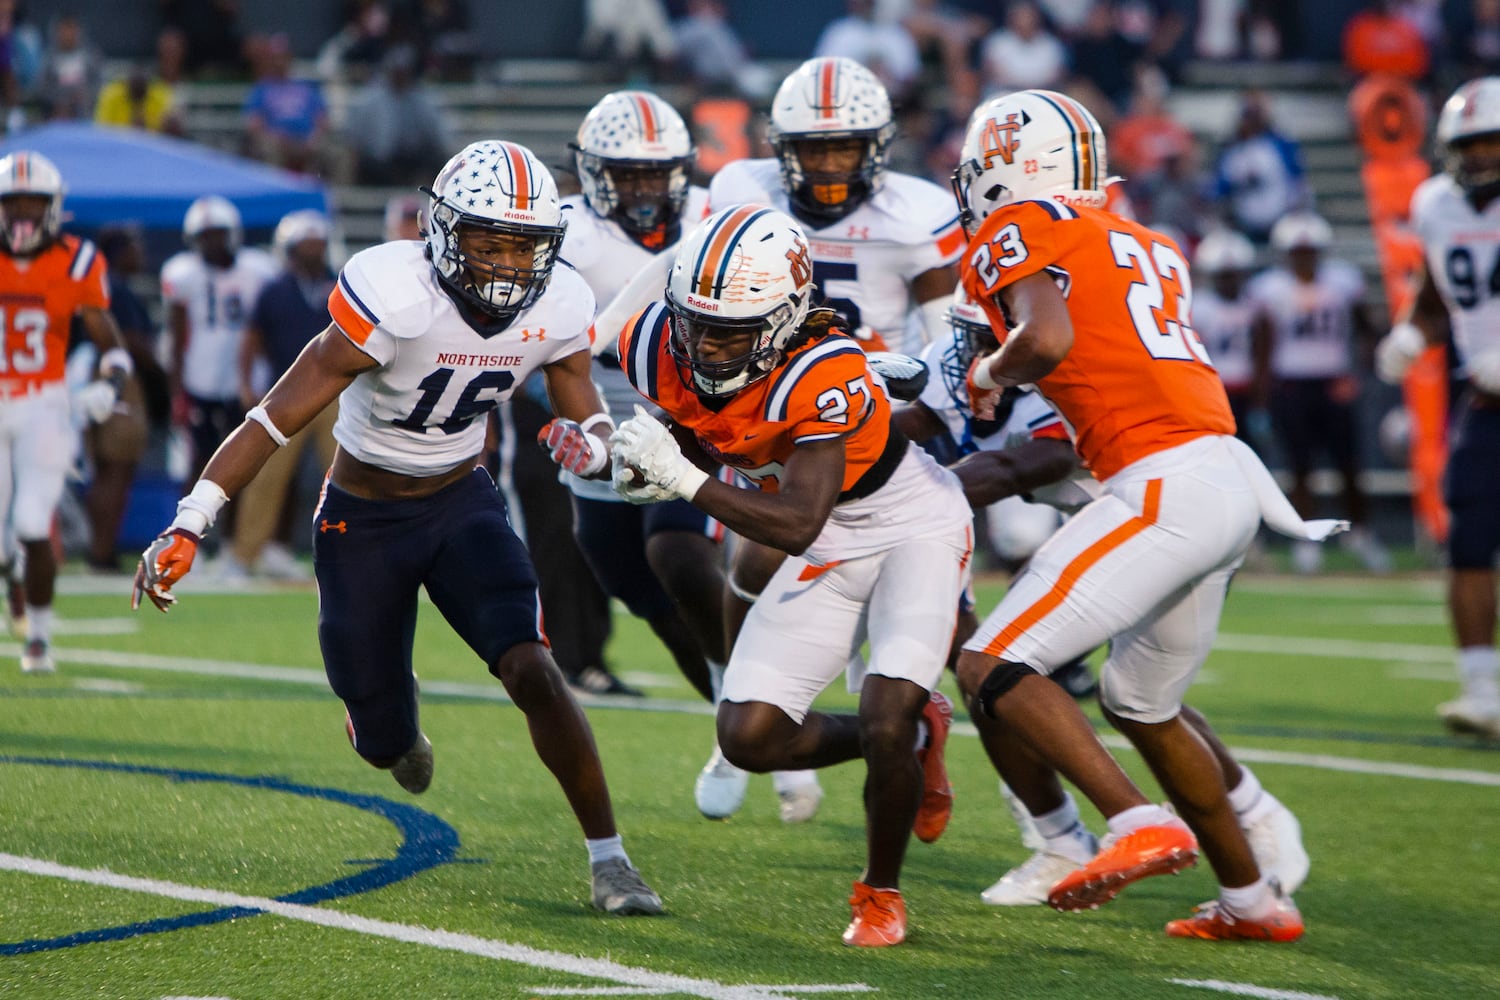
[0,756,461,955]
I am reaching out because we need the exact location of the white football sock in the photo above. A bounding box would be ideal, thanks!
[586,834,628,866]
[1458,646,1500,704]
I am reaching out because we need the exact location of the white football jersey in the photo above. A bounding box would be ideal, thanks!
[1411,173,1500,369]
[327,241,593,477]
[708,158,964,354]
[916,333,1100,512]
[557,187,710,500]
[1192,287,1258,391]
[1245,259,1365,379]
[160,246,278,400]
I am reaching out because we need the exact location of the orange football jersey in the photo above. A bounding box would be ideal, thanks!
[959,200,1233,479]
[0,234,109,393]
[618,302,892,493]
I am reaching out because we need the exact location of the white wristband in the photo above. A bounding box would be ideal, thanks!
[246,405,290,447]
[579,412,616,436]
[99,346,134,376]
[971,355,1000,391]
[170,479,229,536]
[675,464,710,501]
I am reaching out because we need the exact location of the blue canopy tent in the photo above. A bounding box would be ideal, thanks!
[0,121,330,237]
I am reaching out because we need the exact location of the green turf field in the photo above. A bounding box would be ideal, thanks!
[2,565,1497,1000]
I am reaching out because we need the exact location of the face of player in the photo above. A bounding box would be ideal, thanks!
[606,162,675,229]
[1211,269,1245,299]
[456,225,550,310]
[0,193,50,255]
[195,227,235,267]
[1287,246,1320,281]
[288,236,328,274]
[1455,132,1500,203]
[793,137,866,207]
[680,318,757,376]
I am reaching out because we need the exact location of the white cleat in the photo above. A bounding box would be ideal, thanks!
[19,638,54,675]
[1438,696,1500,740]
[1243,800,1310,895]
[777,780,824,824]
[981,849,1089,907]
[695,745,749,819]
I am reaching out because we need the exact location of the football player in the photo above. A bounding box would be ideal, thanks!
[610,204,967,946]
[896,293,1308,906]
[161,195,279,515]
[0,151,134,674]
[1376,77,1500,740]
[952,89,1344,940]
[1191,228,1268,451]
[699,55,967,819]
[558,91,728,709]
[1247,211,1389,574]
[133,141,662,916]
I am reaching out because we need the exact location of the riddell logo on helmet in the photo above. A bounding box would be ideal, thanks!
[685,294,720,311]
[502,210,533,221]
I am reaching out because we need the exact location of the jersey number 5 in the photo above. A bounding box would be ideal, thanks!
[1108,231,1213,366]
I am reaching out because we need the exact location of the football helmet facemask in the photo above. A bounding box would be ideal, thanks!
[0,151,66,256]
[666,204,814,397]
[938,288,1001,409]
[768,57,896,224]
[573,90,695,239]
[424,140,567,321]
[952,89,1110,234]
[1437,77,1500,202]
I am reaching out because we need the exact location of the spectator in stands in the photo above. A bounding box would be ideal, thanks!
[383,192,424,242]
[813,0,924,104]
[0,0,32,132]
[160,0,246,79]
[345,44,452,186]
[1450,0,1500,80]
[673,0,774,100]
[37,13,99,121]
[1343,0,1431,82]
[1111,65,1196,184]
[84,224,162,574]
[897,0,988,111]
[155,26,188,100]
[1035,0,1095,38]
[1067,3,1144,114]
[321,0,395,83]
[243,33,330,175]
[223,209,338,582]
[94,63,184,135]
[1208,89,1310,244]
[405,0,477,81]
[579,0,677,83]
[979,1,1068,98]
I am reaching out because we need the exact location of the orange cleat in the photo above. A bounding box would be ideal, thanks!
[1165,892,1305,942]
[912,690,954,843]
[1047,821,1198,912]
[842,881,907,947]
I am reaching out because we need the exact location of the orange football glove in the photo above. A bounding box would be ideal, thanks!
[131,528,200,613]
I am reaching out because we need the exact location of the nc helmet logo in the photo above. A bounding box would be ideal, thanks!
[979,112,1028,168]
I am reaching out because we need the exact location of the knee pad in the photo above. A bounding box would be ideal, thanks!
[975,661,1039,719]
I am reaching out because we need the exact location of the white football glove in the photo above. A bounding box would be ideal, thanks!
[75,380,120,424]
[1467,346,1500,393]
[1375,323,1426,384]
[610,450,675,504]
[609,405,710,502]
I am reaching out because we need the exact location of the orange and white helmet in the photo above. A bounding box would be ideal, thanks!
[572,90,696,236]
[665,204,815,396]
[951,89,1110,232]
[183,195,243,253]
[1437,77,1500,199]
[767,57,896,223]
[1193,228,1256,274]
[424,140,566,320]
[0,150,66,256]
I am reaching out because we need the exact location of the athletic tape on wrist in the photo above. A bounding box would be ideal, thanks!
[170,479,229,535]
[579,412,616,436]
[246,405,289,447]
[99,346,134,376]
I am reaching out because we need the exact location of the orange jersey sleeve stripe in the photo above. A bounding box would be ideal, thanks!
[981,479,1162,660]
[328,279,378,345]
[935,223,966,259]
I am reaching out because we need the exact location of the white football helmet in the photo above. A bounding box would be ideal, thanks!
[273,208,331,257]
[1269,211,1332,253]
[1193,228,1256,274]
[183,195,243,253]
[666,204,815,396]
[952,89,1110,232]
[767,57,896,223]
[572,90,695,237]
[424,140,566,321]
[0,150,66,256]
[1437,77,1500,200]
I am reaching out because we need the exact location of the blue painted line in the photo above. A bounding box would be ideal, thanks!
[0,756,462,955]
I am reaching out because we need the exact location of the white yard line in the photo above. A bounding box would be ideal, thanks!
[0,853,873,1000]
[1168,978,1339,1000]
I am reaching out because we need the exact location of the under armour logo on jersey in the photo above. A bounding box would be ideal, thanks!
[521,328,546,342]
[847,225,870,240]
[980,112,1027,168]
[319,519,347,534]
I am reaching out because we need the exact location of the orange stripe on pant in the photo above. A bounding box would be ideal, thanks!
[981,478,1162,660]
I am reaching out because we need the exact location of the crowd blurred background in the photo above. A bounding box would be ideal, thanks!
[0,0,1483,580]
